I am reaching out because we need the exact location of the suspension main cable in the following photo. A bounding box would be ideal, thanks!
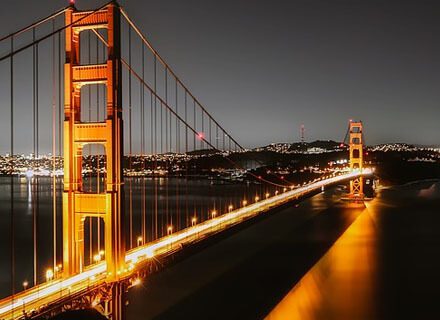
[0,7,67,43]
[0,1,114,63]
[119,8,243,151]
[120,9,293,187]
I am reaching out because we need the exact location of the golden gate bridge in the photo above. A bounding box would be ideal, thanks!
[0,1,370,319]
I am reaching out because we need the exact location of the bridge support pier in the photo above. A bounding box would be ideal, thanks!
[93,282,127,320]
[107,283,126,320]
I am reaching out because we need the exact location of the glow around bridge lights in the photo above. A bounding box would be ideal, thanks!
[145,247,155,258]
[46,269,54,282]
[132,277,142,287]
[197,132,205,140]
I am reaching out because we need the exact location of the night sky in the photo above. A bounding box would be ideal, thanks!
[1,0,439,150]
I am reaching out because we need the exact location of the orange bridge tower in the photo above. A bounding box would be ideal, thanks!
[63,2,125,280]
[348,120,364,199]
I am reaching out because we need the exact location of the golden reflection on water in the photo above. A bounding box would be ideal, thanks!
[266,201,379,320]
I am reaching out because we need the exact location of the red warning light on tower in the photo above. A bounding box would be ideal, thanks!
[197,132,205,140]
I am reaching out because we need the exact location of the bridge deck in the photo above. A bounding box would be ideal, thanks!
[0,170,370,320]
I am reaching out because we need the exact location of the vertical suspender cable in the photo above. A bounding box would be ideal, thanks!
[32,27,38,286]
[10,35,15,312]
[193,99,197,222]
[141,42,146,243]
[185,91,188,153]
[58,29,63,269]
[160,74,163,155]
[150,90,154,241]
[209,118,212,148]
[216,125,219,150]
[201,110,204,149]
[153,55,158,239]
[193,100,196,151]
[165,68,169,228]
[175,80,179,230]
[58,32,62,160]
[97,32,101,252]
[165,68,168,153]
[52,20,57,271]
[184,90,189,227]
[128,27,133,249]
[150,91,155,241]
[88,31,93,263]
[36,30,41,283]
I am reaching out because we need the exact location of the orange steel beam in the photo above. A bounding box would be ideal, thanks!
[63,3,125,281]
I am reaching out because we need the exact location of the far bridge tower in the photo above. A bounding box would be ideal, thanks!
[348,120,364,199]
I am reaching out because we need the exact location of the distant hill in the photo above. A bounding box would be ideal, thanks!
[254,140,344,154]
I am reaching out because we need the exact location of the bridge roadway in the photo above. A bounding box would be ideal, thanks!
[0,169,371,320]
